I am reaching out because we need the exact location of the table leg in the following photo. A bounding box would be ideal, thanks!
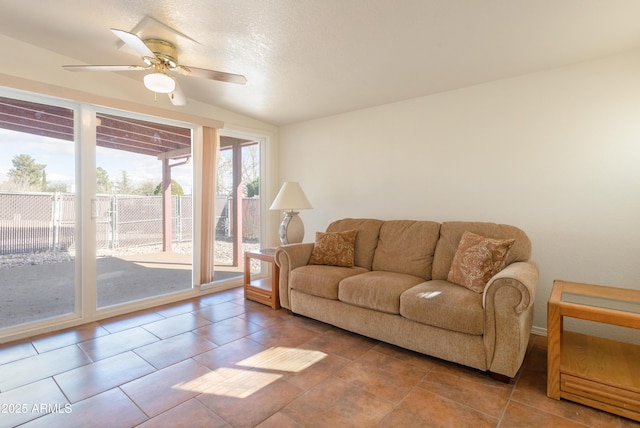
[243,252,250,300]
[547,298,562,399]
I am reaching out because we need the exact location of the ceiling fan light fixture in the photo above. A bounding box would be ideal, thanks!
[144,71,175,93]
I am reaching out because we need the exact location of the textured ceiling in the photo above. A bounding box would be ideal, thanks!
[2,0,640,125]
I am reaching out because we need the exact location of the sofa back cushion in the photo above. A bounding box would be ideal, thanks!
[432,221,531,281]
[371,220,441,280]
[326,218,384,270]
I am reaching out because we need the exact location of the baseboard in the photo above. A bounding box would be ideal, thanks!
[531,325,547,337]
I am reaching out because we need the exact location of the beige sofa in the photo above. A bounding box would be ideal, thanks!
[274,218,538,380]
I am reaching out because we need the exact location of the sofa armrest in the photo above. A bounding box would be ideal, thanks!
[482,261,538,311]
[274,243,314,309]
[482,261,539,377]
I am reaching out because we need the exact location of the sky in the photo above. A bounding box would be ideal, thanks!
[0,128,193,194]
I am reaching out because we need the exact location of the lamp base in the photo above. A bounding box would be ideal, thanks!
[279,211,304,245]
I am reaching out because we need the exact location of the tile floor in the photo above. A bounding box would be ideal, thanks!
[0,287,638,428]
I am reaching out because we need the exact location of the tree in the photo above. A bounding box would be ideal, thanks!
[115,170,134,195]
[241,145,259,186]
[246,177,260,197]
[96,167,112,194]
[7,154,46,190]
[216,144,261,197]
[154,180,184,196]
[216,149,233,195]
[241,145,260,197]
[137,180,158,196]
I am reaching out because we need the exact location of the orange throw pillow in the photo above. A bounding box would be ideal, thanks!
[308,230,358,267]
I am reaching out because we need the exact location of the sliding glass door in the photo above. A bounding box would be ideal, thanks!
[0,93,196,332]
[0,95,77,329]
[94,112,194,308]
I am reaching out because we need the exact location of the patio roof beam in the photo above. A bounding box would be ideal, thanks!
[157,147,191,160]
[0,96,73,141]
[0,99,192,159]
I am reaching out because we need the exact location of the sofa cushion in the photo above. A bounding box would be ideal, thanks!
[326,218,384,270]
[400,280,484,335]
[371,220,440,280]
[309,229,358,267]
[338,271,425,314]
[290,265,368,300]
[447,231,515,293]
[432,222,531,281]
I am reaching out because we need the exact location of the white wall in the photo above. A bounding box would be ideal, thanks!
[279,49,640,336]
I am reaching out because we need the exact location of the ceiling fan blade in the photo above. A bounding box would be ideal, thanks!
[63,64,149,72]
[176,65,247,85]
[111,28,156,60]
[169,80,187,106]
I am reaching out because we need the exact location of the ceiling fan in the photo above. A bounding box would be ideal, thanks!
[63,28,247,106]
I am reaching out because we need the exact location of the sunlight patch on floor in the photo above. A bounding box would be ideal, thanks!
[236,346,327,372]
[198,368,282,398]
[174,347,327,398]
[174,370,228,394]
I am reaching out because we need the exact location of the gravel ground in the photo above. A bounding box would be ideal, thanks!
[0,240,261,269]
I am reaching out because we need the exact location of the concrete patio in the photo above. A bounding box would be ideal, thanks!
[0,252,245,329]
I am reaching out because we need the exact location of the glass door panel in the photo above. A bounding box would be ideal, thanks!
[95,113,193,308]
[0,96,76,328]
[214,137,261,282]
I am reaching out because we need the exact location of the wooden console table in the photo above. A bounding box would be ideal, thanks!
[244,248,280,309]
[547,280,640,421]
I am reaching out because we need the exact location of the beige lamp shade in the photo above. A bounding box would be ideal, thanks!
[269,182,312,211]
[270,182,312,245]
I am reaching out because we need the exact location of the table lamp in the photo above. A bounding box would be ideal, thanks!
[269,182,313,245]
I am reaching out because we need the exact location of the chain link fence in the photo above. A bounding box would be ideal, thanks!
[0,192,74,254]
[95,194,193,250]
[1,192,260,255]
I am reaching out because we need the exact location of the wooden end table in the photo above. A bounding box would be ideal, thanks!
[547,280,640,421]
[244,248,280,309]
